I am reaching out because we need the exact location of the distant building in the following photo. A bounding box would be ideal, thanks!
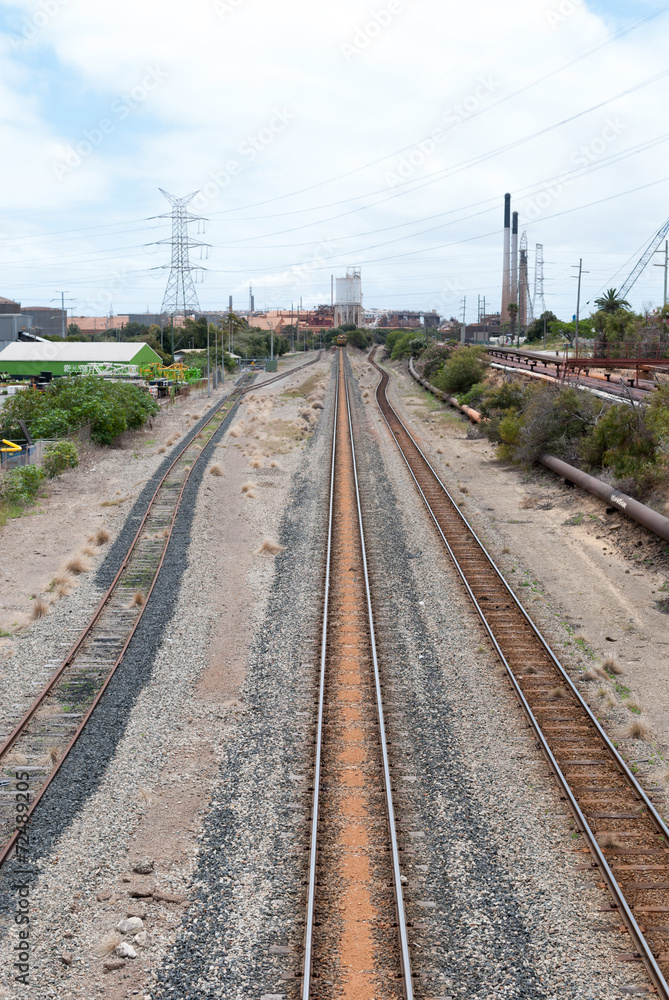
[0,341,161,378]
[69,316,130,335]
[0,296,21,315]
[334,269,363,328]
[22,306,67,339]
[0,315,33,354]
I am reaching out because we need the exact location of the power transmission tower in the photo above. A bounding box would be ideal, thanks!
[157,189,208,317]
[534,244,546,317]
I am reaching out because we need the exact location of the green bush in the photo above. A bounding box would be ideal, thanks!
[43,440,79,479]
[1,377,159,446]
[432,346,487,395]
[0,464,45,508]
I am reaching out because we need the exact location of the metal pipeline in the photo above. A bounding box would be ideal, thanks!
[407,356,669,543]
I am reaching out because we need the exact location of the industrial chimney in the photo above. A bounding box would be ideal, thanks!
[511,211,519,307]
[501,194,511,321]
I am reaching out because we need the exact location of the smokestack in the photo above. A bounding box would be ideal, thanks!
[511,211,519,306]
[501,193,511,320]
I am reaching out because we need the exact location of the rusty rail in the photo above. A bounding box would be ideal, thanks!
[372,348,669,999]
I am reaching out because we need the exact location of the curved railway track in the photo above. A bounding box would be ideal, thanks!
[302,349,413,999]
[0,354,320,869]
[369,349,669,998]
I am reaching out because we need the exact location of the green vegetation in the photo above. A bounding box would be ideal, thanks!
[43,440,79,478]
[432,346,487,396]
[1,376,159,446]
[0,464,45,517]
[384,329,426,359]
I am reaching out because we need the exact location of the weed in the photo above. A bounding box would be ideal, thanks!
[92,528,110,547]
[96,932,122,957]
[241,481,256,494]
[603,656,623,675]
[600,833,624,849]
[257,539,285,556]
[31,598,49,621]
[128,591,145,608]
[65,556,91,575]
[209,464,224,477]
[624,719,651,740]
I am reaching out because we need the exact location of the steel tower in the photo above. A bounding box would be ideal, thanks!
[158,189,206,316]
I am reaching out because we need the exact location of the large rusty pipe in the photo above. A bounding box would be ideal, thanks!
[539,455,669,542]
[407,356,669,543]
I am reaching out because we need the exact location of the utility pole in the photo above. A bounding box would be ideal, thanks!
[170,314,175,360]
[52,291,72,339]
[653,240,668,308]
[571,259,589,351]
[214,323,218,389]
[207,321,211,397]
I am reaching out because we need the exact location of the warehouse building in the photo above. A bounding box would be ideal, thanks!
[0,341,161,378]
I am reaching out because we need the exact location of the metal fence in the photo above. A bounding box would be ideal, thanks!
[0,440,58,473]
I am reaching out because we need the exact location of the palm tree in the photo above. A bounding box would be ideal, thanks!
[594,288,630,314]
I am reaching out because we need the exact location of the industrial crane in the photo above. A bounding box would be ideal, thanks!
[618,215,669,300]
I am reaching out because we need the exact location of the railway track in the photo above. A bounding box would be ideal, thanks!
[0,354,320,869]
[487,346,655,402]
[302,349,412,999]
[369,349,669,998]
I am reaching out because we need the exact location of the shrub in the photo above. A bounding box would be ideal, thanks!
[0,464,45,508]
[1,377,159,446]
[43,441,79,479]
[580,401,660,491]
[432,346,487,395]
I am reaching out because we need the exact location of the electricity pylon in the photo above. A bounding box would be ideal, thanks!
[157,189,207,317]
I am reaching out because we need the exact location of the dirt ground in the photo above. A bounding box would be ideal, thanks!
[0,353,333,1000]
[363,356,669,790]
[0,379,227,640]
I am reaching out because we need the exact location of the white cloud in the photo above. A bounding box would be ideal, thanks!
[0,0,666,316]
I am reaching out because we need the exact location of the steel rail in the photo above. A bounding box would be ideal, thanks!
[342,356,414,999]
[0,353,321,869]
[369,350,669,999]
[302,350,413,998]
[301,353,338,998]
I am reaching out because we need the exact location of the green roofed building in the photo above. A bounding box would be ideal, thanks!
[0,341,161,378]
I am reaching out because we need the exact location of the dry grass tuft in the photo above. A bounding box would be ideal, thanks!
[436,447,443,454]
[157,446,167,454]
[311,400,324,410]
[246,489,257,499]
[626,700,642,714]
[257,539,285,556]
[36,704,60,719]
[137,785,155,806]
[603,656,623,675]
[250,458,262,469]
[90,529,111,547]
[129,591,145,608]
[549,686,565,700]
[209,464,224,477]
[228,427,241,438]
[31,598,49,621]
[624,718,651,740]
[241,481,256,494]
[600,833,624,849]
[56,582,74,599]
[519,495,538,509]
[66,555,91,576]
[458,485,469,494]
[97,932,122,957]
[501,547,511,555]
[81,545,96,557]
[5,751,28,765]
[43,746,60,766]
[269,460,280,469]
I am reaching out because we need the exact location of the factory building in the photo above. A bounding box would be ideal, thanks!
[0,341,161,378]
[334,268,363,328]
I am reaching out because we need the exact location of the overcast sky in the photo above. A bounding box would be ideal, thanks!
[0,0,668,322]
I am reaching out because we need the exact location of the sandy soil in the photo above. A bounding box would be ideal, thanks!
[0,380,225,639]
[6,353,333,1000]
[365,356,669,792]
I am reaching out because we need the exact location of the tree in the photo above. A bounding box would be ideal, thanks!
[67,323,81,337]
[507,302,518,339]
[594,288,630,314]
[525,311,558,343]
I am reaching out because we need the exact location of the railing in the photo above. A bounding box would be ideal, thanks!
[580,341,669,362]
